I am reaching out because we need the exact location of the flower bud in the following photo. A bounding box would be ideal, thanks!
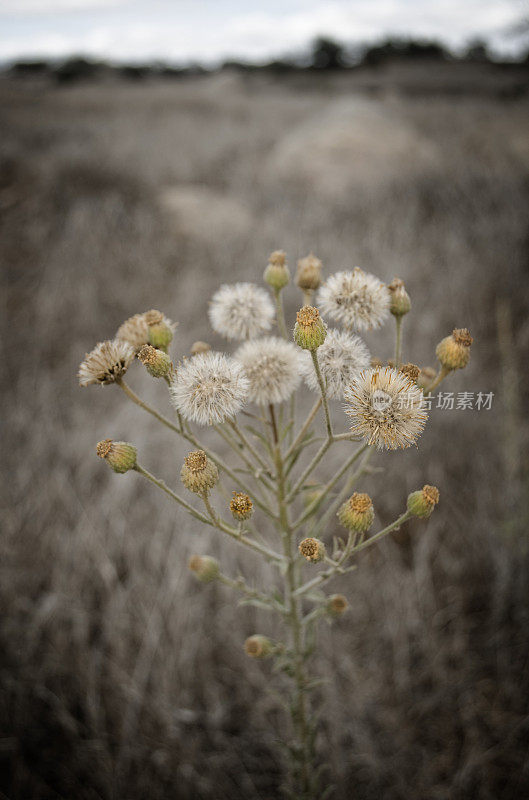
[296,253,322,291]
[190,340,211,356]
[148,321,173,351]
[189,554,219,583]
[327,594,348,618]
[293,306,327,350]
[229,491,253,521]
[138,344,172,378]
[96,439,137,473]
[417,366,436,390]
[299,537,326,563]
[388,278,411,317]
[436,328,473,371]
[244,634,274,659]
[407,484,440,518]
[264,250,290,291]
[370,357,384,368]
[181,450,219,495]
[337,492,374,534]
[399,362,420,382]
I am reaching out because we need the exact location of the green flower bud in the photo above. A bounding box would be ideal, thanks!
[327,594,348,618]
[296,252,322,291]
[436,328,473,371]
[388,278,411,317]
[189,554,219,583]
[244,635,274,659]
[407,485,440,518]
[337,492,374,533]
[181,450,219,495]
[264,250,290,291]
[293,306,327,350]
[148,321,173,351]
[138,344,172,378]
[299,537,326,563]
[96,439,137,473]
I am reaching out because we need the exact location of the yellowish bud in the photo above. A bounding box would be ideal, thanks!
[244,634,274,659]
[388,278,411,317]
[138,344,172,378]
[229,491,253,521]
[96,439,137,473]
[407,484,440,518]
[327,594,348,618]
[295,252,322,291]
[436,328,473,371]
[190,341,211,356]
[181,450,219,495]
[264,250,290,291]
[189,554,219,583]
[337,492,374,533]
[299,537,326,563]
[293,306,327,350]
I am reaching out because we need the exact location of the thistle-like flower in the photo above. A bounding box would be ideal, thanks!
[436,328,473,371]
[317,268,390,331]
[170,351,249,426]
[234,337,301,405]
[299,328,370,399]
[344,367,427,450]
[229,492,254,521]
[208,283,275,341]
[78,339,135,386]
[116,309,176,352]
[181,450,219,494]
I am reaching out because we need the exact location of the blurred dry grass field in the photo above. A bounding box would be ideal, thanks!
[1,67,529,798]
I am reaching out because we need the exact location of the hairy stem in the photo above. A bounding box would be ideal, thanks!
[285,398,322,460]
[395,316,403,369]
[274,288,288,339]
[310,349,332,439]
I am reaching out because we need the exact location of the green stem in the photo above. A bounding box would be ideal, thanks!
[201,493,284,563]
[134,464,211,524]
[287,438,332,502]
[274,289,288,339]
[228,418,273,477]
[285,398,322,460]
[310,349,332,439]
[395,316,403,369]
[425,365,451,393]
[217,573,279,610]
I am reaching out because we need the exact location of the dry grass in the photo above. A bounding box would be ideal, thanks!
[1,68,529,799]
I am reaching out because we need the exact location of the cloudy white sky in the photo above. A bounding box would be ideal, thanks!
[0,0,527,64]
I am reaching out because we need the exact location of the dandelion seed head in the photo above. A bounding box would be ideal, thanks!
[170,351,249,426]
[344,367,427,450]
[208,282,275,341]
[78,339,135,386]
[299,328,370,399]
[317,268,390,331]
[234,337,301,405]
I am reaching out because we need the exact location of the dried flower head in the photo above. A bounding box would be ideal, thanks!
[299,537,326,563]
[96,439,137,473]
[388,277,411,317]
[293,306,327,350]
[344,367,428,450]
[230,492,254,521]
[235,337,301,405]
[189,554,219,583]
[170,351,249,426]
[337,492,374,533]
[264,250,290,291]
[407,484,440,518]
[244,635,273,659]
[399,362,420,382]
[299,328,370,399]
[116,310,176,352]
[317,268,390,331]
[181,450,219,494]
[436,328,473,371]
[296,252,323,291]
[208,283,275,341]
[327,594,348,618]
[138,344,172,378]
[78,339,135,386]
[190,341,211,356]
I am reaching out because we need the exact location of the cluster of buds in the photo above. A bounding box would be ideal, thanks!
[181,450,219,495]
[407,485,440,518]
[264,250,290,291]
[338,492,374,534]
[294,306,327,351]
[96,439,137,473]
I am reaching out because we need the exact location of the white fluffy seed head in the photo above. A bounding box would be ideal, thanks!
[234,337,302,405]
[78,339,135,386]
[344,367,428,450]
[170,351,249,426]
[317,268,391,331]
[300,328,370,399]
[208,282,275,341]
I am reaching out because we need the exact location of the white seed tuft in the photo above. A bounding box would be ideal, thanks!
[300,328,370,399]
[78,339,135,386]
[235,337,302,405]
[208,282,275,341]
[317,268,390,331]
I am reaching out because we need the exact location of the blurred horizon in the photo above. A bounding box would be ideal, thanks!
[1,0,528,66]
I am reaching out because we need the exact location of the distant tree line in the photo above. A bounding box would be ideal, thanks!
[6,36,529,83]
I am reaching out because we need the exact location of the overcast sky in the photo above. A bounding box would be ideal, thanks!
[0,0,527,64]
